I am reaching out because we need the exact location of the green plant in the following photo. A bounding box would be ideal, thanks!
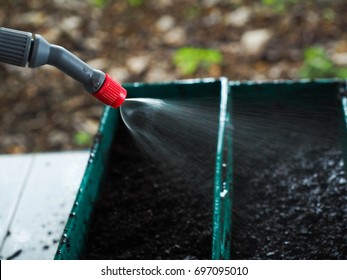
[299,46,347,79]
[74,131,93,147]
[184,6,201,20]
[261,0,300,13]
[92,0,108,8]
[173,47,223,75]
[323,8,335,22]
[127,0,143,7]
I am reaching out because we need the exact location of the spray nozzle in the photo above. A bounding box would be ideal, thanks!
[0,27,127,108]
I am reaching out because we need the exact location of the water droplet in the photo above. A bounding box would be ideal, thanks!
[338,177,347,184]
[220,189,228,198]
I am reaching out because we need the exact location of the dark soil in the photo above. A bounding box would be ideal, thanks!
[231,99,347,259]
[83,121,214,260]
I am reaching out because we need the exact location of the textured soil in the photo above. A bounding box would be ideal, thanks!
[232,149,347,259]
[231,99,347,259]
[83,122,214,260]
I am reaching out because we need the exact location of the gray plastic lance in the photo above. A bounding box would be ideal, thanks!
[0,27,127,107]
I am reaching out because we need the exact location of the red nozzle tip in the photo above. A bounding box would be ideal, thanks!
[93,73,127,108]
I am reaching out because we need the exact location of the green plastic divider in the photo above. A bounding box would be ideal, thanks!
[212,78,232,260]
[339,80,347,172]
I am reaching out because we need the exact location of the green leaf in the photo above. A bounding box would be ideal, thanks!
[299,46,339,79]
[261,0,301,13]
[92,0,107,8]
[74,131,93,147]
[173,47,223,75]
[127,0,143,7]
[337,67,347,79]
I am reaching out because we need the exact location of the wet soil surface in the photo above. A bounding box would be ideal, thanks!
[83,122,214,260]
[232,149,347,259]
[231,100,347,259]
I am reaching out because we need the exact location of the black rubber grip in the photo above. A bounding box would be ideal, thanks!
[0,27,32,67]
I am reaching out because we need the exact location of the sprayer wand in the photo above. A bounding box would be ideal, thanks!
[0,27,127,107]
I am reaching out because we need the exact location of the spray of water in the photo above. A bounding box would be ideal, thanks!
[120,95,347,258]
[120,97,220,193]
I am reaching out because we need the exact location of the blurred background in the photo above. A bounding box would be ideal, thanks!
[1,0,347,154]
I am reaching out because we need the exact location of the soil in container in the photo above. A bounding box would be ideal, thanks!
[83,98,220,259]
[231,99,347,259]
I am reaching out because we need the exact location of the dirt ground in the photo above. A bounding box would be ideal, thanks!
[1,0,347,153]
[83,123,214,259]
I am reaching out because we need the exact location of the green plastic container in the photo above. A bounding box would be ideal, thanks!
[55,78,347,260]
[54,78,228,260]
